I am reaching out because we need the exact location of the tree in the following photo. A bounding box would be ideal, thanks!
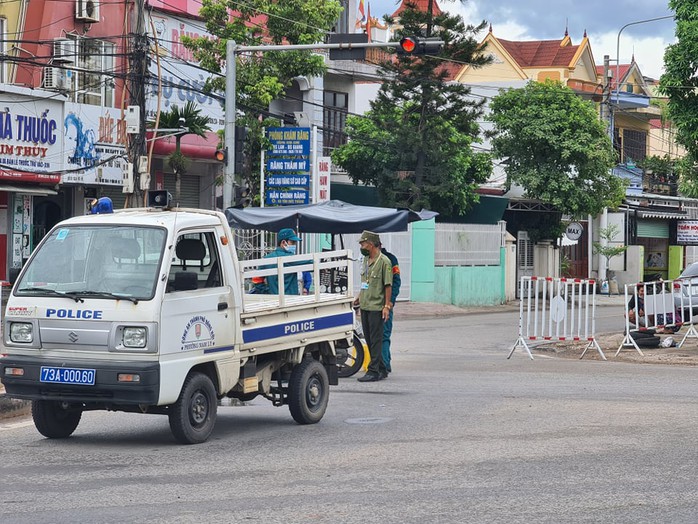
[187,0,341,109]
[152,102,212,202]
[183,0,342,203]
[332,1,492,216]
[592,224,627,279]
[487,80,624,218]
[659,0,698,197]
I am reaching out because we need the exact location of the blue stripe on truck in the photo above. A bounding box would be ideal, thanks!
[242,312,354,344]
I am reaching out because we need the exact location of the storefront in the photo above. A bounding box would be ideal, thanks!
[0,86,65,280]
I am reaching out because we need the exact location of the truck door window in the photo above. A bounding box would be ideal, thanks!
[168,231,223,292]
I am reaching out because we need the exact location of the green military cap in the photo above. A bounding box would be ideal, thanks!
[359,230,381,245]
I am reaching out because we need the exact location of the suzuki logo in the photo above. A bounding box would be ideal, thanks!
[68,331,79,343]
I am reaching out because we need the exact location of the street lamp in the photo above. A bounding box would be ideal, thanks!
[615,15,674,103]
[597,14,675,283]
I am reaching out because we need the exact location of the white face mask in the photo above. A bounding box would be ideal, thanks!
[284,243,297,255]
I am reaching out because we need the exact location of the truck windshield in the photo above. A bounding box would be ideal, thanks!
[15,225,167,301]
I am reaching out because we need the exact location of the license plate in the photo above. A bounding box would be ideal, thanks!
[40,366,96,386]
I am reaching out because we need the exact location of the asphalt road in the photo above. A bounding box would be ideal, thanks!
[2,306,697,523]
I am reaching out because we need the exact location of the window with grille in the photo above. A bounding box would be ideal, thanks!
[622,129,647,163]
[323,91,348,155]
[65,37,115,107]
[517,231,534,270]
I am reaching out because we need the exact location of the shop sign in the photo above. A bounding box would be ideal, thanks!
[565,222,584,241]
[0,96,63,175]
[677,220,698,244]
[62,103,128,186]
[147,14,224,132]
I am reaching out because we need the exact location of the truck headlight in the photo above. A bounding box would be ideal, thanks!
[10,322,33,343]
[122,327,147,348]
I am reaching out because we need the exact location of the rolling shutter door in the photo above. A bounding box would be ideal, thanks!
[637,220,669,239]
[98,186,127,210]
[162,174,200,208]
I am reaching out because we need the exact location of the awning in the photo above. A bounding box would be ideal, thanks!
[0,184,57,195]
[637,210,686,219]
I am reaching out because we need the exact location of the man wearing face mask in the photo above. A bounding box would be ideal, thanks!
[353,230,393,382]
[262,228,306,295]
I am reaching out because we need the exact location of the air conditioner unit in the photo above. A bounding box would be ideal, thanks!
[75,0,100,23]
[52,39,76,64]
[44,67,70,91]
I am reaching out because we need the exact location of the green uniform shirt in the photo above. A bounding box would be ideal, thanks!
[359,253,393,311]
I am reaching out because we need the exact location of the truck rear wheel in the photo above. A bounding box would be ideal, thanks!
[169,372,217,444]
[288,358,329,424]
[32,400,82,439]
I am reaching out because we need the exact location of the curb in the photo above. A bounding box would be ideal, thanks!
[0,394,31,420]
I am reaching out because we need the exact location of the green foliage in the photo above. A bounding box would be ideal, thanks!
[332,2,493,215]
[152,102,212,200]
[487,80,623,218]
[660,0,698,188]
[184,0,342,112]
[638,154,677,177]
[592,224,627,267]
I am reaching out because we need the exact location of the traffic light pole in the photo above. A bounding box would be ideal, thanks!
[224,40,237,211]
[222,39,443,209]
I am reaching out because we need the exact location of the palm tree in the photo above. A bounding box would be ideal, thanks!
[152,101,211,202]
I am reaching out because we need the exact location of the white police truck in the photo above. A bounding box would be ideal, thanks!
[0,201,354,444]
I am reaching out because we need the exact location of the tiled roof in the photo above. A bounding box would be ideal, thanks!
[437,61,462,81]
[497,38,579,68]
[595,64,631,90]
[391,0,443,18]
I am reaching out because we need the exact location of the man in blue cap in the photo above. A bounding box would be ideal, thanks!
[262,228,308,295]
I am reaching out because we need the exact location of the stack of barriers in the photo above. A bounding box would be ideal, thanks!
[618,278,698,356]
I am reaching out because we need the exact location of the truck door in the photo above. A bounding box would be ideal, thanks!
[160,230,235,356]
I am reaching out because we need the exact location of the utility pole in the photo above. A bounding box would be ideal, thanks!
[598,55,613,285]
[128,0,149,205]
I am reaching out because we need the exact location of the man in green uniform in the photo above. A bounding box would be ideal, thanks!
[353,230,393,382]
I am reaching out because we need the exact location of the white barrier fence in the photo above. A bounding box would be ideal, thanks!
[509,276,604,360]
[618,279,698,356]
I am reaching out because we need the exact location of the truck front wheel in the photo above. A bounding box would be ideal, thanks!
[288,358,329,424]
[169,372,218,444]
[32,400,82,439]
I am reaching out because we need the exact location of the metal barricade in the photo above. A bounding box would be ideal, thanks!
[509,276,604,360]
[618,279,698,356]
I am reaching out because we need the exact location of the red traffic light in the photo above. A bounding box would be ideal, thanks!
[214,148,227,164]
[400,37,417,54]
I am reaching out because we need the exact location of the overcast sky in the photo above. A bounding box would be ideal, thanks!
[367,0,675,79]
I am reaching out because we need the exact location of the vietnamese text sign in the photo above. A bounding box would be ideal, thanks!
[677,220,698,244]
[267,127,310,156]
[267,158,310,172]
[317,156,331,203]
[267,174,310,188]
[0,94,63,175]
[266,189,309,206]
[62,103,128,186]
